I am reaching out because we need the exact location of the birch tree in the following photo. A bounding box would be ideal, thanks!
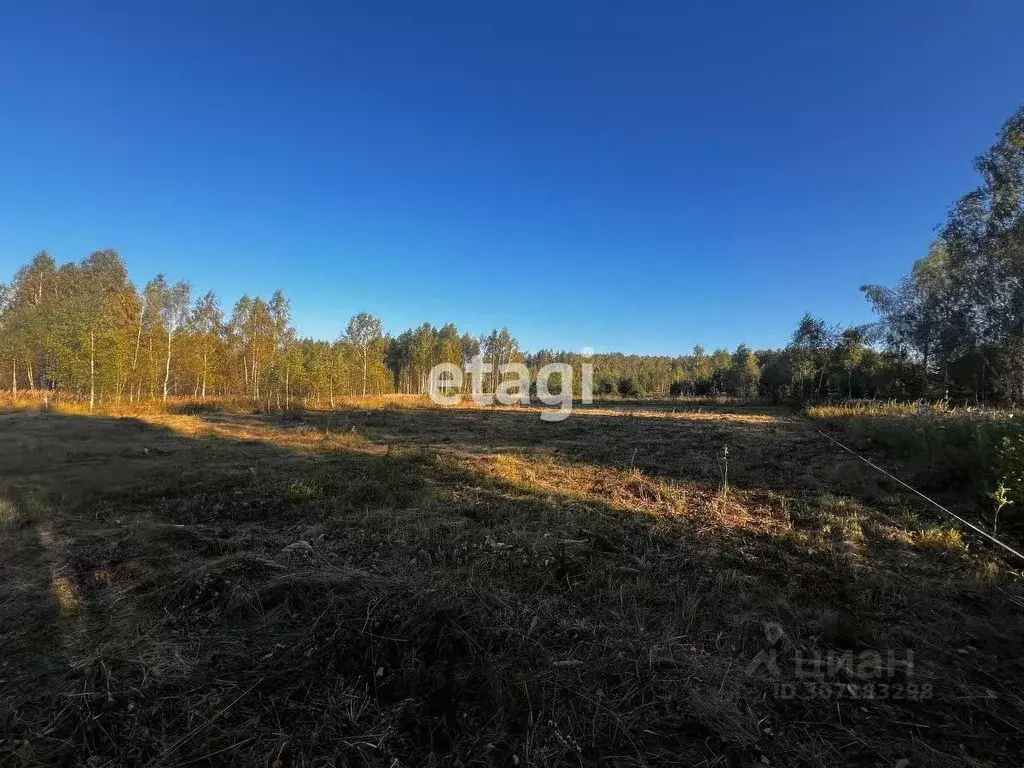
[190,291,223,398]
[344,312,383,397]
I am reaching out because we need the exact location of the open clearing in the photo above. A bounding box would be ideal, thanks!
[1,399,1022,767]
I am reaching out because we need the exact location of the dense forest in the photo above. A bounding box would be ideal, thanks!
[1,105,1022,408]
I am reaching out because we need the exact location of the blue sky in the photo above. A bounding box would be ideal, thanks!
[1,1,1022,354]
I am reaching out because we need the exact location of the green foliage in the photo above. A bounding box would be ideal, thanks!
[808,402,1024,532]
[862,105,1024,404]
[617,376,639,398]
[991,480,1013,535]
[996,435,1024,520]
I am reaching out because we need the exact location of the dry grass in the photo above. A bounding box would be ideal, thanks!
[1,398,1023,767]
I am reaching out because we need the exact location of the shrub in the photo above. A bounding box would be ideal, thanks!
[617,377,640,398]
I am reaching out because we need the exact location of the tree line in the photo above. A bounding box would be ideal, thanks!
[0,251,392,409]
[0,247,942,410]
[1,104,1021,408]
[0,255,536,409]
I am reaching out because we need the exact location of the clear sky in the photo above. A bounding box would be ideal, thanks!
[1,2,1022,354]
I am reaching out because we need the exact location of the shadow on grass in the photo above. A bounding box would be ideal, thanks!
[0,410,1022,767]
[184,401,846,497]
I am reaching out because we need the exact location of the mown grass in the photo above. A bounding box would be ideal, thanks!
[1,398,1022,767]
[806,400,1024,536]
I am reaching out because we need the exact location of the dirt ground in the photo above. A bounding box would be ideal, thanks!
[1,399,1022,766]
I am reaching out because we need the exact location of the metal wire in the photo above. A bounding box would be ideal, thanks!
[802,416,1024,564]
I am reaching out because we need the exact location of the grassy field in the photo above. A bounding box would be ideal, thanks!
[2,397,1023,767]
[806,401,1024,538]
